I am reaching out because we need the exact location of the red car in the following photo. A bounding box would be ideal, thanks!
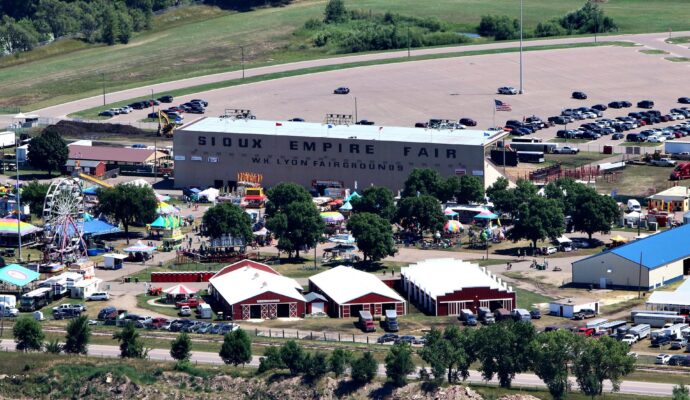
[150,317,169,329]
[576,327,595,337]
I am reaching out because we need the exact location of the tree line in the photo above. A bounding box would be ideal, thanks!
[478,0,617,41]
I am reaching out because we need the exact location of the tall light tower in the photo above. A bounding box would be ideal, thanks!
[519,0,524,94]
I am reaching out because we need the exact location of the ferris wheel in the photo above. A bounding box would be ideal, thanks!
[42,177,88,264]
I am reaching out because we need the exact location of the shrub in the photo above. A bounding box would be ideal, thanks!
[534,21,564,37]
[477,15,520,40]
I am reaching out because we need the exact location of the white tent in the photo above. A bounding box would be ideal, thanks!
[199,188,220,202]
[625,211,641,224]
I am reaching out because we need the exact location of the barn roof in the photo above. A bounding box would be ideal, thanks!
[607,223,690,269]
[209,262,304,305]
[400,258,512,300]
[308,266,404,304]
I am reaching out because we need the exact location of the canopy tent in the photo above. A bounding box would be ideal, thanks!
[253,227,269,236]
[164,284,197,296]
[0,218,41,235]
[339,201,353,212]
[149,215,182,229]
[444,220,463,233]
[328,233,355,244]
[83,186,99,196]
[320,211,345,223]
[474,210,499,219]
[198,188,220,202]
[83,213,94,222]
[555,235,572,245]
[0,264,39,287]
[625,211,642,223]
[84,219,120,236]
[156,201,179,215]
[610,235,629,243]
[345,192,361,202]
[444,207,459,217]
[155,193,171,202]
[123,241,156,253]
[328,199,343,206]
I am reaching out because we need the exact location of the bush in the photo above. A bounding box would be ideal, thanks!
[13,317,44,352]
[324,0,347,24]
[351,352,377,384]
[477,15,520,40]
[534,21,564,38]
[559,0,617,34]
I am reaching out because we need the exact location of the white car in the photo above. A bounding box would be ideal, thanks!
[647,136,666,143]
[120,106,133,114]
[656,354,672,365]
[498,86,518,95]
[179,306,192,317]
[88,292,110,301]
[652,158,676,167]
[554,146,580,154]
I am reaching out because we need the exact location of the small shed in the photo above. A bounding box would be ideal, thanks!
[103,254,127,270]
[71,278,103,299]
[304,292,328,315]
[549,297,600,318]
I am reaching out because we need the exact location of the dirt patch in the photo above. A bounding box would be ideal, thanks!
[45,120,155,139]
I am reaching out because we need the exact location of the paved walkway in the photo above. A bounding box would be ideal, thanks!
[25,31,690,119]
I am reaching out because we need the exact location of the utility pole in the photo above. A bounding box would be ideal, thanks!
[102,73,106,106]
[240,46,245,79]
[638,252,643,298]
[519,0,524,94]
[15,138,21,262]
[154,137,157,181]
[354,97,358,122]
[407,26,411,58]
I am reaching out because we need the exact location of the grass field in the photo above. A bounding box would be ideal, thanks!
[514,287,554,309]
[666,57,690,62]
[639,49,669,55]
[2,0,690,111]
[596,164,674,197]
[544,151,614,169]
[666,36,690,44]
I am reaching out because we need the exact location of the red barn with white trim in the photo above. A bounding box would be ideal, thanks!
[208,260,306,320]
[308,265,406,318]
[401,258,515,316]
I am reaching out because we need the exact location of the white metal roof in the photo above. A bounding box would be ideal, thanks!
[647,278,690,306]
[308,265,404,304]
[209,265,305,305]
[181,118,505,146]
[400,258,512,300]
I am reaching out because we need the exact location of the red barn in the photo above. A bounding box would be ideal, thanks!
[208,260,305,320]
[308,266,406,318]
[400,258,515,316]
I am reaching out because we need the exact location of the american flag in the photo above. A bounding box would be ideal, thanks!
[494,99,512,112]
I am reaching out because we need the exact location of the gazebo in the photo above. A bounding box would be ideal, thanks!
[163,284,198,303]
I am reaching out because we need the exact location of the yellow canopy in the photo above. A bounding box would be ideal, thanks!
[610,235,628,243]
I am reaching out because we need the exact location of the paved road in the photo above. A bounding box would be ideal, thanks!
[30,31,690,120]
[0,339,674,396]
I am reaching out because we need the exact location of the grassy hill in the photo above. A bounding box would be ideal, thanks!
[2,0,689,111]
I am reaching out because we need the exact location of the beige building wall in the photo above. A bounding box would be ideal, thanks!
[572,252,648,289]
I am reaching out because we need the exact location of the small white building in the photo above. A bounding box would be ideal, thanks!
[103,253,127,270]
[71,278,103,299]
[549,297,600,318]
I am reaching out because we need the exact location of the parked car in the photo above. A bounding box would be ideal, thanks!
[592,104,608,111]
[498,86,518,95]
[553,146,579,154]
[656,354,672,365]
[612,133,624,140]
[333,87,350,95]
[671,339,688,350]
[395,335,417,345]
[651,158,676,167]
[288,117,305,122]
[377,333,399,344]
[530,309,542,319]
[356,119,375,125]
[191,99,209,107]
[669,355,690,366]
[637,100,655,109]
[88,292,110,301]
[179,306,192,317]
[679,97,690,104]
[98,110,115,117]
[459,118,477,127]
[572,91,587,100]
[158,95,174,103]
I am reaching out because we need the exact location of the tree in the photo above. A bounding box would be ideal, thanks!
[0,16,39,54]
[475,321,535,388]
[97,184,158,244]
[101,8,119,45]
[572,189,619,239]
[265,182,312,217]
[266,200,324,259]
[219,329,252,367]
[559,0,617,34]
[477,15,519,40]
[534,21,564,37]
[19,181,49,216]
[351,352,378,384]
[329,348,351,377]
[385,342,415,387]
[454,175,485,205]
[396,195,444,234]
[13,316,44,352]
[508,196,564,248]
[573,336,635,398]
[419,328,450,385]
[673,385,690,400]
[351,186,396,221]
[27,129,68,176]
[63,315,91,355]
[44,338,61,354]
[280,340,306,376]
[323,0,347,23]
[113,321,147,358]
[347,212,396,262]
[486,177,514,215]
[532,329,583,400]
[401,168,446,200]
[257,346,285,373]
[202,203,253,241]
[117,10,133,44]
[303,351,329,380]
[420,326,475,385]
[170,332,192,363]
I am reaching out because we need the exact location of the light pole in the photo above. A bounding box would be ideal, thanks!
[407,26,411,58]
[519,0,524,94]
[240,46,245,79]
[15,138,21,262]
[102,73,106,106]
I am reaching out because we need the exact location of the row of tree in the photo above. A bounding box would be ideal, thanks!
[478,0,617,41]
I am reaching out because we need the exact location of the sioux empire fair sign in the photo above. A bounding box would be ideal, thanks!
[196,136,462,172]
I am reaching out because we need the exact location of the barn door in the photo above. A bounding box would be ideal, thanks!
[289,303,298,317]
[242,305,250,320]
[374,303,382,316]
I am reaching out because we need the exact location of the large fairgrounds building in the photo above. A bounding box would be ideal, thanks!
[173,118,507,192]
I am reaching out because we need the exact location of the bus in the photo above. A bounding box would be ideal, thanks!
[19,287,52,312]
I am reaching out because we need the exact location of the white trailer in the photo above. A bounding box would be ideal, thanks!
[634,313,685,328]
[0,294,16,308]
[663,323,689,339]
[0,131,15,149]
[629,324,651,340]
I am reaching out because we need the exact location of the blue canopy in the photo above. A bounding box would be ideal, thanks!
[84,219,120,236]
[0,264,39,287]
[83,186,99,196]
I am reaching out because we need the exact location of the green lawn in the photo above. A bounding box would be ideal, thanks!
[666,36,690,44]
[596,164,673,198]
[666,57,690,62]
[639,49,669,55]
[2,0,689,111]
[544,151,615,169]
[621,142,662,147]
[514,287,554,309]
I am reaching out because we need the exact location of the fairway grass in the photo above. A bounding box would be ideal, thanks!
[666,36,690,44]
[1,0,689,111]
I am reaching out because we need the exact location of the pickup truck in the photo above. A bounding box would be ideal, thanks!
[553,146,580,154]
[175,298,203,309]
[651,158,676,167]
[576,327,595,337]
[621,334,638,345]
